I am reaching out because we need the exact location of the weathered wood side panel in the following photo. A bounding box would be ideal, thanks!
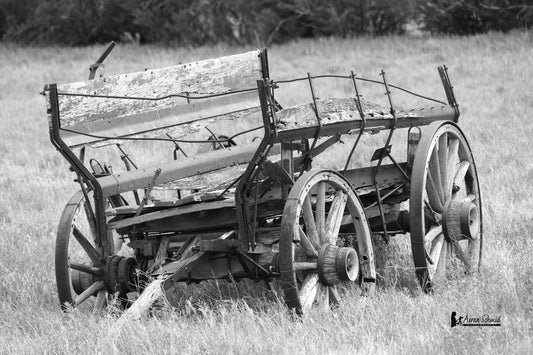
[275,97,454,131]
[275,97,392,131]
[54,50,263,127]
[61,91,261,148]
[275,98,456,140]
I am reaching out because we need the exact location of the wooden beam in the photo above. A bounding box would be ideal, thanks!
[61,92,261,148]
[98,143,281,198]
[98,144,258,197]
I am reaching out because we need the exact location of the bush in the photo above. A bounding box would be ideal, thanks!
[3,0,139,45]
[130,0,411,46]
[414,0,533,35]
[0,0,39,38]
[1,0,412,46]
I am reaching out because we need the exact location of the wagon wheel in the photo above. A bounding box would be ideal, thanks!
[279,170,375,315]
[55,190,139,311]
[410,121,482,292]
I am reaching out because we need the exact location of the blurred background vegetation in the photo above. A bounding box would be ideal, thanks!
[0,0,531,46]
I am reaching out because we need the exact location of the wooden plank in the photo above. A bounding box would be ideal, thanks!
[98,143,282,198]
[98,143,259,197]
[54,50,263,127]
[61,91,261,148]
[108,199,235,230]
[152,165,247,193]
[151,191,226,208]
[276,101,456,141]
[276,97,391,131]
[146,236,170,274]
[125,199,285,234]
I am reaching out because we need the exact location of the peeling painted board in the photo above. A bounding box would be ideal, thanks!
[276,104,455,141]
[153,164,247,192]
[275,97,452,131]
[53,50,263,127]
[60,91,261,148]
[151,191,228,208]
[275,97,393,131]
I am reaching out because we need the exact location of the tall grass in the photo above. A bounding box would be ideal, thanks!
[0,32,532,354]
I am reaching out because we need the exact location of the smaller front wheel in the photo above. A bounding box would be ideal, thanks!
[279,170,375,314]
[55,190,139,312]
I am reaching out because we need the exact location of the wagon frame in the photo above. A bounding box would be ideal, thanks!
[44,46,482,315]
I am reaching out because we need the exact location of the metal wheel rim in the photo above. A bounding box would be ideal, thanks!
[410,121,483,291]
[279,170,375,314]
[55,190,115,311]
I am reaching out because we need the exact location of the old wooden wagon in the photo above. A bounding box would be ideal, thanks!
[44,47,482,314]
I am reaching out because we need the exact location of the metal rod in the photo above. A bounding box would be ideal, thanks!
[88,41,116,80]
[57,87,257,101]
[205,127,226,150]
[116,144,138,169]
[60,125,263,145]
[343,71,367,172]
[49,84,110,254]
[369,70,400,244]
[274,74,447,105]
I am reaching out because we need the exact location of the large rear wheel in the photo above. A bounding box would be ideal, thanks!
[410,121,482,292]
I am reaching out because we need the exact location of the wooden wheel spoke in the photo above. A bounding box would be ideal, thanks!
[298,227,319,258]
[429,145,445,202]
[434,240,449,279]
[328,286,340,306]
[74,280,104,306]
[299,273,319,311]
[302,197,320,249]
[93,289,107,313]
[453,161,470,189]
[450,239,473,273]
[446,139,460,193]
[317,284,330,311]
[424,225,442,244]
[467,239,480,261]
[82,199,98,240]
[294,261,318,271]
[438,133,449,199]
[316,182,326,241]
[428,233,445,273]
[72,226,103,266]
[324,191,347,244]
[69,262,102,276]
[426,172,444,212]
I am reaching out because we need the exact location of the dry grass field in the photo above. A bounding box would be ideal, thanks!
[0,32,532,354]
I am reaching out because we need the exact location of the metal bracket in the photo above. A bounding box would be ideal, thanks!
[88,41,116,80]
[134,168,161,217]
[371,145,392,161]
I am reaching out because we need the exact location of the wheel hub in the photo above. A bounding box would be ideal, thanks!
[103,256,140,294]
[71,267,96,295]
[318,244,359,286]
[443,199,480,241]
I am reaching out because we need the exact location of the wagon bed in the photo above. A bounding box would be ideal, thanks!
[44,47,482,316]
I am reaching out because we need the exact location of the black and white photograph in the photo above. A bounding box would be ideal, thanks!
[0,0,531,353]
